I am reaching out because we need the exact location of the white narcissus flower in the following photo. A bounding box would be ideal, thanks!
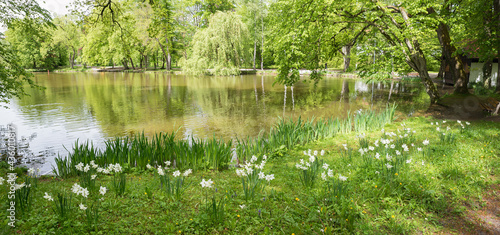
[183,169,192,177]
[265,174,274,182]
[91,175,97,180]
[250,155,258,163]
[146,164,152,169]
[172,170,181,177]
[236,169,246,177]
[75,162,84,171]
[423,139,429,145]
[239,204,246,209]
[385,163,393,169]
[406,158,412,164]
[99,186,107,195]
[327,169,333,178]
[321,172,327,180]
[368,146,375,151]
[320,150,325,156]
[165,161,171,166]
[43,192,54,201]
[322,163,329,170]
[79,203,87,211]
[200,179,213,188]
[28,168,35,176]
[83,164,90,173]
[417,147,423,151]
[313,150,318,156]
[0,177,4,185]
[90,160,98,169]
[386,154,393,162]
[339,174,348,181]
[258,171,265,179]
[158,167,165,176]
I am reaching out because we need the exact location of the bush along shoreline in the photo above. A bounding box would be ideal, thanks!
[1,108,499,234]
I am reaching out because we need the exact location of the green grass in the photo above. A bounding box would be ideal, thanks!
[1,116,499,234]
[53,105,396,178]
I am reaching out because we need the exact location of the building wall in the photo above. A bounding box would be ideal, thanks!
[469,62,499,87]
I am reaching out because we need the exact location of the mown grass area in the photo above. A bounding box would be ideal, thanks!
[1,116,499,234]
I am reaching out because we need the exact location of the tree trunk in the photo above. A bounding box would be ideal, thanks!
[436,22,469,94]
[437,58,445,79]
[405,44,440,103]
[261,12,264,70]
[483,60,493,88]
[497,59,500,93]
[129,58,135,70]
[156,38,170,70]
[123,59,129,70]
[166,38,171,70]
[252,41,257,70]
[342,45,351,72]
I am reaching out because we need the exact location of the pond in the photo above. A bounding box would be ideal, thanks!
[0,72,429,174]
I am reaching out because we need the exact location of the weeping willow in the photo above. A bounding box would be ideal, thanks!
[182,11,250,76]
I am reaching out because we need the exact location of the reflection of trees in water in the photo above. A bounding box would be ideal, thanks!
[0,125,49,168]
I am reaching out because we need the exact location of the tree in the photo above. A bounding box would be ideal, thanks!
[453,0,500,93]
[236,0,268,70]
[0,0,52,104]
[182,11,250,75]
[149,0,176,70]
[269,0,443,103]
[52,15,82,69]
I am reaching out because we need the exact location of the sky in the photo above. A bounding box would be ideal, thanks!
[37,0,76,17]
[1,0,75,33]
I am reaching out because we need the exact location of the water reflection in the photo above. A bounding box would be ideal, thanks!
[0,73,428,173]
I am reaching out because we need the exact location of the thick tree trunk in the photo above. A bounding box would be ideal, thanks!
[156,38,171,70]
[123,59,129,70]
[436,22,469,94]
[483,60,493,88]
[406,48,440,103]
[129,58,135,70]
[342,45,351,72]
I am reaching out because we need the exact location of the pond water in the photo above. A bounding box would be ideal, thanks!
[0,72,429,174]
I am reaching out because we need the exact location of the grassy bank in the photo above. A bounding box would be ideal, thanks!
[51,105,396,178]
[1,115,499,234]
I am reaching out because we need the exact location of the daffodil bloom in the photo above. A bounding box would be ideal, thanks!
[43,192,53,201]
[79,203,87,210]
[183,169,192,177]
[173,170,181,177]
[265,174,274,182]
[99,186,107,195]
[200,179,213,188]
[339,174,347,181]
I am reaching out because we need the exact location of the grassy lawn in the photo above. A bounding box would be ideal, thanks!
[1,116,499,234]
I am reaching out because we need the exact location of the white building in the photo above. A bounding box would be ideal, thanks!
[469,61,499,87]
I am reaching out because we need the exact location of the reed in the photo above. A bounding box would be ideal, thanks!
[57,105,397,175]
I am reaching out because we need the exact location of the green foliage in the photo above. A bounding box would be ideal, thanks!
[182,11,250,75]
